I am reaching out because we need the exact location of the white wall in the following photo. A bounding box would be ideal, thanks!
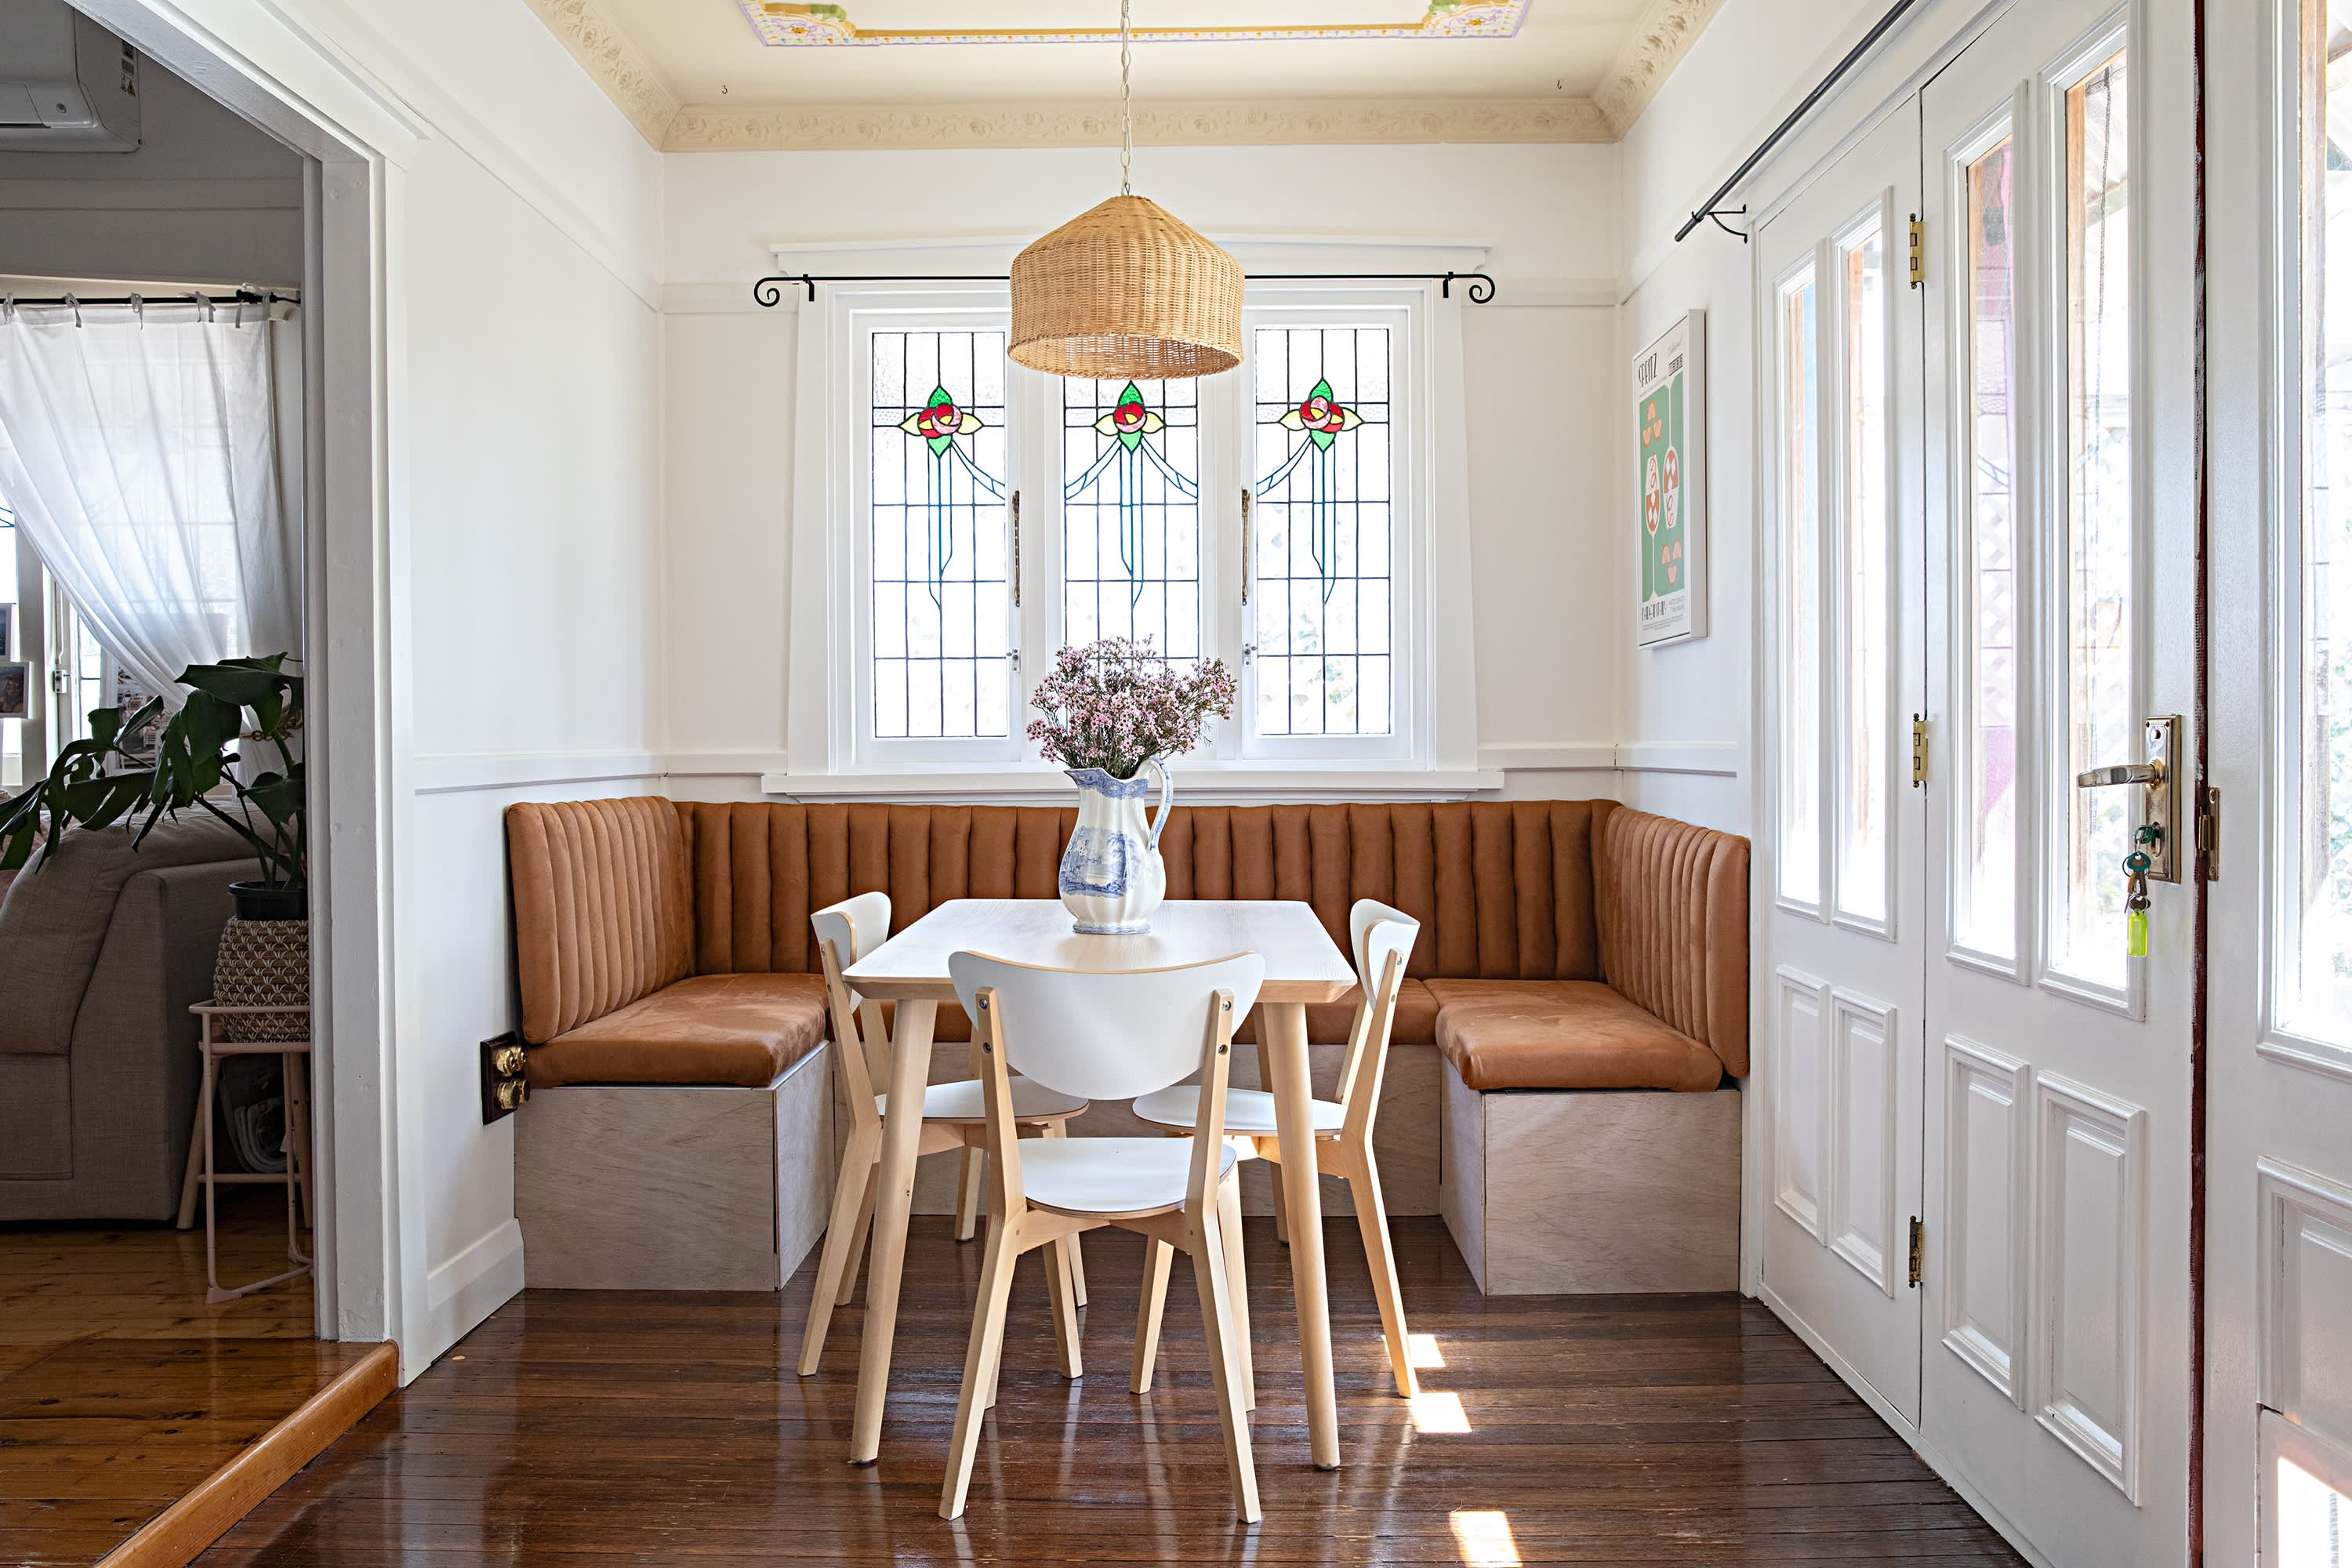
[1613,0,1888,834]
[659,143,1626,802]
[0,57,302,283]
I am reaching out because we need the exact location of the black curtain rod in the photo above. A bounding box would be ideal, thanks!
[752,270,1497,307]
[1,287,297,308]
[1673,0,1930,243]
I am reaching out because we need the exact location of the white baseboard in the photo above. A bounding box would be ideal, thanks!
[1755,1280,2056,1568]
[411,1218,525,1385]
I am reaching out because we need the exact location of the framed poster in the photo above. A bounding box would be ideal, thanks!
[1633,310,1707,647]
[0,660,27,720]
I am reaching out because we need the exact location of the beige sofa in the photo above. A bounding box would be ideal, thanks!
[0,816,256,1221]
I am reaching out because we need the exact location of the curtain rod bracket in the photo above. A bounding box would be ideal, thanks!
[1697,206,1750,242]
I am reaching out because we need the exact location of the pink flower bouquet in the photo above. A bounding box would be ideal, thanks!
[1025,637,1236,780]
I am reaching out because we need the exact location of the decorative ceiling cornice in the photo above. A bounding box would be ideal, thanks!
[662,95,1610,151]
[521,0,682,146]
[1594,0,1722,136]
[734,0,1528,47]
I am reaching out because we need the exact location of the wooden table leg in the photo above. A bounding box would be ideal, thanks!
[1261,1000,1341,1470]
[849,997,937,1465]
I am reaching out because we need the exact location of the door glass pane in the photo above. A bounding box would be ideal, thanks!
[2287,0,2352,1045]
[869,329,1011,740]
[1838,220,1892,924]
[2278,1451,2349,1566]
[1960,137,2021,959]
[1778,263,1824,906]
[1060,376,1202,662]
[1250,325,1394,739]
[2049,52,2135,988]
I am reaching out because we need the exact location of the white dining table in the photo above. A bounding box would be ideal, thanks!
[839,896,1358,1470]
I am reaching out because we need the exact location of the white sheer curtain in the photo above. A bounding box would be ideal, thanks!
[0,296,303,705]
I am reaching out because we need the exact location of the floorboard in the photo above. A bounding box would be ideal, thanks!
[199,1218,2025,1565]
[0,1190,383,1567]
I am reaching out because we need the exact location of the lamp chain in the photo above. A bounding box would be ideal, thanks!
[1119,0,1133,197]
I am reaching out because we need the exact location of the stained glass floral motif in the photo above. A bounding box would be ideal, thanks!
[1065,380,1198,612]
[870,332,1011,742]
[1250,328,1393,738]
[897,383,1005,607]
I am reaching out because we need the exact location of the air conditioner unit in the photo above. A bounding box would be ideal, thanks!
[0,2,141,152]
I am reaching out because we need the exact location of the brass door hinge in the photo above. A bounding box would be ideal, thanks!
[1909,215,1924,289]
[2197,786,2220,880]
[1907,1217,1924,1288]
[1911,714,1929,787]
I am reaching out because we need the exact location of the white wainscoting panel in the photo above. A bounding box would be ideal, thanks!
[2032,1072,2147,1501]
[1942,1035,2032,1406]
[1827,990,1900,1294]
[1773,967,1830,1241]
[2258,1158,2352,1454]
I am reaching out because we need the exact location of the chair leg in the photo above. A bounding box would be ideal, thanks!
[1043,1120,1087,1307]
[939,1214,1024,1521]
[954,1147,985,1242]
[176,1049,215,1231]
[1130,1238,1174,1394]
[1268,1163,1290,1246]
[797,1125,879,1376]
[1191,1198,1262,1524]
[836,1162,880,1308]
[1343,1142,1417,1399]
[1216,1173,1254,1412]
[1044,1225,1084,1381]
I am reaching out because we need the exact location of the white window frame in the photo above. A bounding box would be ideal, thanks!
[781,270,1482,797]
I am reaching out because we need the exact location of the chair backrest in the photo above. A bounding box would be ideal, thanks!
[811,891,893,1108]
[811,891,891,974]
[948,951,1265,1102]
[1338,899,1421,1120]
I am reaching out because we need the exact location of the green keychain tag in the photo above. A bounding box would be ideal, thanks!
[2126,908,2148,958]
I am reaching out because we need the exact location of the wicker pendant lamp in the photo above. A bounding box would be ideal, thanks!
[1009,0,1242,379]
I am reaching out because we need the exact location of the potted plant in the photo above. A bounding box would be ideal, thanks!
[0,654,307,1039]
[1025,637,1234,934]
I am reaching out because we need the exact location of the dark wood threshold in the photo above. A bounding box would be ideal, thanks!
[97,1341,396,1568]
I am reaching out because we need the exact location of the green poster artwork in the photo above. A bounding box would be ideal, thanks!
[1633,311,1705,647]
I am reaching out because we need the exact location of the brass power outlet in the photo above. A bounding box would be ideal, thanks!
[481,1033,528,1123]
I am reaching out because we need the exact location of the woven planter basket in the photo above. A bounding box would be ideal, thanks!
[212,916,311,1042]
[1010,194,1243,379]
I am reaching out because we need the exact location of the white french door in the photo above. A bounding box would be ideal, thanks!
[1759,104,1931,1425]
[1917,1,2198,1562]
[2204,0,2352,1562]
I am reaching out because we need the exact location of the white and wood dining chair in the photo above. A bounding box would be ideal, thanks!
[942,950,1266,1523]
[1131,899,1423,1399]
[796,893,1091,1377]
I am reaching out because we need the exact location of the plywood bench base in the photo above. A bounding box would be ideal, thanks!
[516,1046,831,1291]
[1439,1057,1740,1294]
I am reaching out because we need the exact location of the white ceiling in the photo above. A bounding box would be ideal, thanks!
[524,0,1723,151]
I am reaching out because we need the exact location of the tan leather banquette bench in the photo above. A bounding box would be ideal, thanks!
[503,797,1749,1294]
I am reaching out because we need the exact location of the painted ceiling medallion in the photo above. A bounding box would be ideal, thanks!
[739,0,1526,48]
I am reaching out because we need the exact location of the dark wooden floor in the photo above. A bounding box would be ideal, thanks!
[200,1218,2024,1565]
[0,1189,365,1566]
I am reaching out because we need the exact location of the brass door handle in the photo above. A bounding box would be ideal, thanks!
[2076,760,2164,789]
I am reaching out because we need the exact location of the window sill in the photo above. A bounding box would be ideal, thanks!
[758,765,1504,804]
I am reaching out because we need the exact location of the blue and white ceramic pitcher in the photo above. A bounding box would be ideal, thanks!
[1058,759,1172,934]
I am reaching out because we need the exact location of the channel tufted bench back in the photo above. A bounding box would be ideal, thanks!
[505,798,1748,1076]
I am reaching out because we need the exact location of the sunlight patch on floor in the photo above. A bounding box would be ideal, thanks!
[1410,1390,1470,1433]
[1409,1332,1445,1368]
[1449,1509,1520,1567]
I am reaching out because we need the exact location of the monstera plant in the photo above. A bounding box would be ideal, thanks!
[0,655,305,916]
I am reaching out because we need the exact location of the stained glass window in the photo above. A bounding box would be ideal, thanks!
[869,329,1011,740]
[1250,325,1393,738]
[1060,376,1202,659]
